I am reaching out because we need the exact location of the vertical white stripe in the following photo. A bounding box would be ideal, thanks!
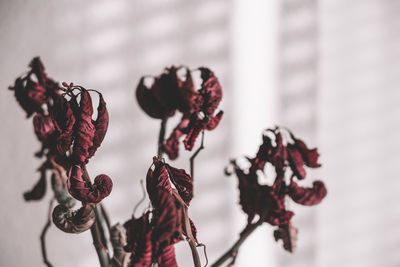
[232,0,279,265]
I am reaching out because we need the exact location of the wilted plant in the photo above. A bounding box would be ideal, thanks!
[9,58,326,267]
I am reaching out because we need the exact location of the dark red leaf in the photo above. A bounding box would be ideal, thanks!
[157,245,178,267]
[163,117,190,160]
[198,68,223,116]
[124,214,153,267]
[165,163,193,205]
[152,189,181,254]
[287,145,306,179]
[23,170,47,201]
[33,113,56,145]
[146,157,172,203]
[67,164,113,204]
[136,77,171,119]
[72,90,95,163]
[50,95,76,155]
[288,180,327,206]
[292,136,321,168]
[272,132,287,169]
[88,93,109,160]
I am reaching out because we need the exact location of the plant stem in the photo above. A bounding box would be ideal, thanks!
[172,190,201,267]
[82,165,110,267]
[41,198,55,267]
[158,118,167,157]
[211,211,269,267]
[190,131,205,179]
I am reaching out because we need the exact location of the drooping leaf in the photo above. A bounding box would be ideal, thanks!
[23,170,47,201]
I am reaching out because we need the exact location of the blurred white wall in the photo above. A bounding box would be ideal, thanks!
[1,0,400,267]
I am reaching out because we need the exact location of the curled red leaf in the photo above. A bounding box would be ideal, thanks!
[52,204,96,233]
[291,134,321,168]
[72,90,95,163]
[288,180,327,206]
[67,165,113,204]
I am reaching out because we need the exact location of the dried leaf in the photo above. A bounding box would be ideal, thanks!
[124,214,153,267]
[146,157,172,203]
[72,90,95,163]
[157,245,178,267]
[88,93,109,160]
[165,163,193,205]
[33,113,56,146]
[52,204,96,233]
[23,170,46,201]
[287,145,306,179]
[67,165,113,204]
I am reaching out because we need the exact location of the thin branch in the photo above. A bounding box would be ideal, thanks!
[158,118,167,157]
[210,209,270,267]
[172,190,201,267]
[190,131,205,179]
[40,198,55,267]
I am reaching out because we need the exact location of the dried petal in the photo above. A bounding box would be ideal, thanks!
[52,204,96,233]
[67,165,113,204]
[288,180,327,206]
